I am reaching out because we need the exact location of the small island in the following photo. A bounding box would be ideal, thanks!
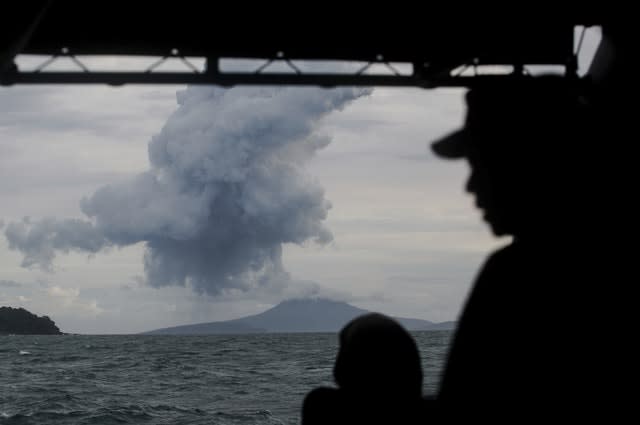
[0,306,62,335]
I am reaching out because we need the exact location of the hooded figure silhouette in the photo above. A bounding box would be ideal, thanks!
[302,313,428,424]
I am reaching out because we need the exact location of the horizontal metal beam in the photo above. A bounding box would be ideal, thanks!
[0,71,434,87]
[0,71,584,89]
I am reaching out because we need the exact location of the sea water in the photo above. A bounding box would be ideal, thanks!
[0,331,451,424]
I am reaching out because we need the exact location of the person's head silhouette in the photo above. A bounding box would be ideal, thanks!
[301,313,426,425]
[333,313,423,400]
[431,77,587,239]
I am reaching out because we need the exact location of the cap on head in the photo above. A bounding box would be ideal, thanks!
[431,77,581,160]
[431,128,468,159]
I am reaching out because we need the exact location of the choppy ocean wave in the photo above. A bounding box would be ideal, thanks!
[0,331,451,424]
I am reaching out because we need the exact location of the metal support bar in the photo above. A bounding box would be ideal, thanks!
[33,48,91,73]
[205,56,219,75]
[179,57,200,73]
[355,62,373,75]
[0,71,588,90]
[33,54,59,72]
[69,55,89,72]
[2,71,422,87]
[285,60,301,74]
[0,1,52,72]
[145,56,170,73]
[254,59,274,74]
[384,62,402,76]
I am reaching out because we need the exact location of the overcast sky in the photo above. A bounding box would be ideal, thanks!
[0,29,601,334]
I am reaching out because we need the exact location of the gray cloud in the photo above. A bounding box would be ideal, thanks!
[0,86,176,141]
[0,279,22,288]
[5,217,108,271]
[5,85,371,296]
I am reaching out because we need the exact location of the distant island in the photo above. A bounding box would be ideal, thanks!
[0,306,62,335]
[144,298,456,335]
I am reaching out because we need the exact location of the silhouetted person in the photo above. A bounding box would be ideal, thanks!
[430,77,613,421]
[302,313,429,424]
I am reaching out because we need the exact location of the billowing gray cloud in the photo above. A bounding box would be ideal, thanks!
[5,85,371,295]
[5,217,108,271]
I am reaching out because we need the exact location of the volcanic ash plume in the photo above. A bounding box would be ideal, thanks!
[5,85,371,295]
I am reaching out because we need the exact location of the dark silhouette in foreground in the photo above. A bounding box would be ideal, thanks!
[300,24,632,418]
[300,77,609,422]
[302,313,431,424]
[431,69,627,420]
